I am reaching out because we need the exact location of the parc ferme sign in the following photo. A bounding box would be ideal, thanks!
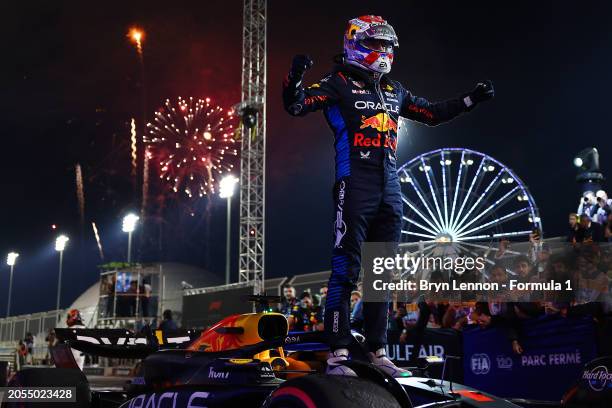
[463,316,597,401]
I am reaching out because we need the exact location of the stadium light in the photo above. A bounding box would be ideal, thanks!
[122,213,139,263]
[55,235,69,252]
[122,213,139,233]
[6,252,19,317]
[54,235,69,322]
[219,175,239,199]
[220,175,239,284]
[6,252,18,266]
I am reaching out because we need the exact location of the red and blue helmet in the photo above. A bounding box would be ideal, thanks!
[344,15,399,74]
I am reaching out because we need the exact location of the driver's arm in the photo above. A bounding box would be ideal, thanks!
[399,80,494,126]
[283,73,341,116]
[399,88,470,127]
[282,55,340,116]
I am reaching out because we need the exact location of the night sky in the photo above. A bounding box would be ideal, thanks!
[1,1,611,315]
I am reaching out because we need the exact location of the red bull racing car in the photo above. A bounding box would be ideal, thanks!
[5,296,611,408]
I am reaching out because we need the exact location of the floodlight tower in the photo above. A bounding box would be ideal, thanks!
[6,252,19,317]
[238,0,267,294]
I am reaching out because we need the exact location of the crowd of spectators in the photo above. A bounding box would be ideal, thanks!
[278,285,326,332]
[278,190,612,357]
[278,283,367,333]
[385,190,612,355]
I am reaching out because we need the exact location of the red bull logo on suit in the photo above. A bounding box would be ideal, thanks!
[359,113,397,132]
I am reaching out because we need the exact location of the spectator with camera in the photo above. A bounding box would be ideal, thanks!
[578,193,597,221]
[593,194,612,225]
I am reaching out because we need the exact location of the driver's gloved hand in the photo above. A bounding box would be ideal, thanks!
[290,54,314,80]
[469,80,495,103]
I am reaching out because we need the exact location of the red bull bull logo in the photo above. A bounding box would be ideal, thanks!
[360,113,398,132]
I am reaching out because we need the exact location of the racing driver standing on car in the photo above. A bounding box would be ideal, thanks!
[282,15,494,376]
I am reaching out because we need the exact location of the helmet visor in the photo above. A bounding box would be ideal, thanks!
[360,38,394,53]
[356,24,399,47]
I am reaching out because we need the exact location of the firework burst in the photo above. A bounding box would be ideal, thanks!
[75,163,85,225]
[145,96,238,198]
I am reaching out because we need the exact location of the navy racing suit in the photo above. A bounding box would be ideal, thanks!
[282,63,474,351]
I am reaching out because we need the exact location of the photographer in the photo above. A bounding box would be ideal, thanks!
[577,194,597,220]
[593,194,612,225]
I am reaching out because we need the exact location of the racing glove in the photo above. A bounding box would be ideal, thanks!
[463,80,494,109]
[289,54,314,80]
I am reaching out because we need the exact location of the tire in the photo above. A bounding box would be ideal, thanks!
[263,374,401,408]
[6,367,92,407]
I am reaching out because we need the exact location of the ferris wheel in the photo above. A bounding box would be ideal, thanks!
[398,148,542,244]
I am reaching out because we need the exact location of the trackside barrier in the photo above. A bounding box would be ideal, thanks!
[462,315,598,401]
[383,316,604,400]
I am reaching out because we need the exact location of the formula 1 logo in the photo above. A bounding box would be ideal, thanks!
[470,354,491,375]
[582,365,612,392]
[208,300,222,312]
[360,113,397,132]
[334,181,347,248]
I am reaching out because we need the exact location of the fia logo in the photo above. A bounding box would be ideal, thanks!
[470,354,491,375]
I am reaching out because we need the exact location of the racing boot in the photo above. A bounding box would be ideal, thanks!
[325,348,357,376]
[367,348,412,378]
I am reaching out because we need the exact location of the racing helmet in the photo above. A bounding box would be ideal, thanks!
[66,308,83,327]
[344,15,398,74]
